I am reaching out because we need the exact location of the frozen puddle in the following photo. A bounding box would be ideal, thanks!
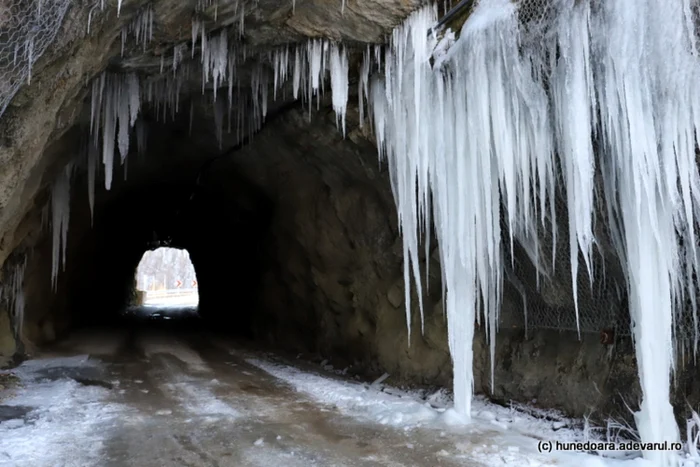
[0,356,123,467]
[245,356,658,467]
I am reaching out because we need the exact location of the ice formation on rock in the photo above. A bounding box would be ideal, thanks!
[51,164,73,290]
[90,72,140,190]
[368,1,699,464]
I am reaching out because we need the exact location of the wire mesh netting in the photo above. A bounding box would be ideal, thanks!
[0,0,72,119]
[518,0,555,26]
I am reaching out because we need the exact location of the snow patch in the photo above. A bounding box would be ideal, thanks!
[0,357,123,466]
[246,355,660,467]
[162,381,239,419]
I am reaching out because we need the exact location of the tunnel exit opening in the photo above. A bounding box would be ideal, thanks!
[133,247,199,309]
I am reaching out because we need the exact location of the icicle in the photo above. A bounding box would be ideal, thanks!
[51,164,73,290]
[128,73,140,127]
[550,0,596,337]
[102,77,116,190]
[308,39,324,95]
[117,81,131,161]
[87,140,97,225]
[201,24,207,66]
[261,71,269,120]
[358,47,370,128]
[173,44,186,74]
[126,5,155,52]
[329,43,349,135]
[293,45,302,99]
[90,73,104,136]
[238,4,245,36]
[148,6,154,43]
[88,5,96,35]
[227,51,235,112]
[25,37,34,85]
[202,31,228,100]
[192,18,200,58]
[117,0,122,17]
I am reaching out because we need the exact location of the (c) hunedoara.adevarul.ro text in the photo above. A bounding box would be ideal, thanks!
[537,440,683,453]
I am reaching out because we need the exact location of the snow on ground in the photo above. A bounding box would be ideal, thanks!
[0,356,123,467]
[161,379,241,420]
[245,355,662,467]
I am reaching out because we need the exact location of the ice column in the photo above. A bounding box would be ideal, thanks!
[51,164,73,290]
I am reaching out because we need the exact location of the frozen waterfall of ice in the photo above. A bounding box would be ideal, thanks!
[51,164,73,290]
[370,0,555,417]
[370,1,700,463]
[591,0,700,463]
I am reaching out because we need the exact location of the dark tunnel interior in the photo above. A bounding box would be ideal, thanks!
[17,98,417,375]
[68,171,274,334]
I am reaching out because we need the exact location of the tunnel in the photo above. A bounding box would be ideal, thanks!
[15,97,414,361]
[2,1,700,464]
[0,85,665,426]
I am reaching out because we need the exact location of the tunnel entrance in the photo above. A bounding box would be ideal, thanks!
[134,247,199,309]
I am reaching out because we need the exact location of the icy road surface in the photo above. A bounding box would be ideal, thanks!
[0,306,655,466]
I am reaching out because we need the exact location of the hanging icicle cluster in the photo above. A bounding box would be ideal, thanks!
[90,73,140,190]
[121,3,154,56]
[370,2,555,419]
[89,31,351,167]
[369,1,700,465]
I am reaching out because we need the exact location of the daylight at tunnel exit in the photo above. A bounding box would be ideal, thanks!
[1,0,700,466]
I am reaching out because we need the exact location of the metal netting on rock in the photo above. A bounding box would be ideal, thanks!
[500,151,631,339]
[517,0,555,26]
[0,0,72,119]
